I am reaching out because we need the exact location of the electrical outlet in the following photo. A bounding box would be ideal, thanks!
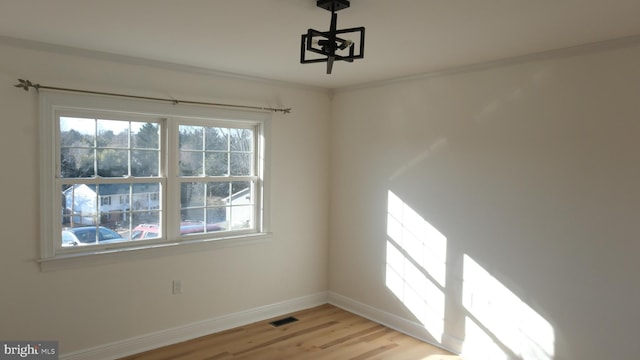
[172,280,182,295]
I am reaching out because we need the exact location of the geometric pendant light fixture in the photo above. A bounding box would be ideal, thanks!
[300,0,365,74]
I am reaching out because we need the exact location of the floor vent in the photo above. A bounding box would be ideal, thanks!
[269,316,299,327]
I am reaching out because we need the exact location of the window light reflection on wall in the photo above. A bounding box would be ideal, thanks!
[386,190,447,342]
[462,255,555,360]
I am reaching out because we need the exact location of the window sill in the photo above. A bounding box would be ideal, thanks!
[38,232,272,272]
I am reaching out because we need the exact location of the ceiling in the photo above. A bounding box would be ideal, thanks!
[1,0,640,89]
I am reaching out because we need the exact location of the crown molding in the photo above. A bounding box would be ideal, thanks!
[333,33,640,94]
[0,35,329,94]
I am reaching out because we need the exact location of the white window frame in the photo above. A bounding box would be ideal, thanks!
[39,92,271,271]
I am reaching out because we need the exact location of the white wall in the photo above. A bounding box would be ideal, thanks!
[4,35,640,360]
[0,41,330,354]
[329,42,640,359]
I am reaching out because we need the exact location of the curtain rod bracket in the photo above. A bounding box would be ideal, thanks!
[13,79,292,114]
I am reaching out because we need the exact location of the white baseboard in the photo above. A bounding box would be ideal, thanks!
[327,291,461,354]
[61,292,328,360]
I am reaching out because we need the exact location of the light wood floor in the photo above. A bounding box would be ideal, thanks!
[120,304,462,360]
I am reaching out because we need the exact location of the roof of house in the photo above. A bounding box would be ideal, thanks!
[62,183,159,196]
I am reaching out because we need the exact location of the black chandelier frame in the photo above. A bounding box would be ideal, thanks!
[300,0,365,74]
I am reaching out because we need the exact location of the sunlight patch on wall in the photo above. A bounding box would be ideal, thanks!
[462,255,555,360]
[463,316,509,360]
[386,190,447,341]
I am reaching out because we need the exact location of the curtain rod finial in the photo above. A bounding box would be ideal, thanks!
[14,79,39,91]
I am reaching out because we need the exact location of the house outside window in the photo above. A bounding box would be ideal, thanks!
[100,196,112,206]
[41,92,270,268]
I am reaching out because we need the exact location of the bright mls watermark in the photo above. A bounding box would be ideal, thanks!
[1,342,58,359]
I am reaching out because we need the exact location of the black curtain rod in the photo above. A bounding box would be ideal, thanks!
[13,79,292,114]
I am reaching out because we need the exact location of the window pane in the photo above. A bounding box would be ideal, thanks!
[180,151,203,176]
[131,211,161,238]
[209,181,231,199]
[97,184,129,228]
[61,184,97,228]
[130,223,161,240]
[231,181,250,197]
[181,182,205,208]
[132,183,160,212]
[205,153,228,176]
[230,128,253,151]
[60,117,95,147]
[132,122,159,149]
[228,181,253,230]
[99,227,124,241]
[179,126,203,150]
[100,208,126,231]
[132,150,159,176]
[97,149,128,177]
[60,117,96,178]
[62,227,98,245]
[207,181,230,230]
[181,209,204,229]
[129,183,161,239]
[60,148,95,178]
[205,127,228,150]
[230,153,252,176]
[206,207,226,231]
[97,120,129,148]
[230,205,253,230]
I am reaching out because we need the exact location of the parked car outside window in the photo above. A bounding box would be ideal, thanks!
[130,222,223,240]
[62,226,126,247]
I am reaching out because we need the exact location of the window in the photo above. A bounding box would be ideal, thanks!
[40,92,270,268]
[178,125,256,233]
